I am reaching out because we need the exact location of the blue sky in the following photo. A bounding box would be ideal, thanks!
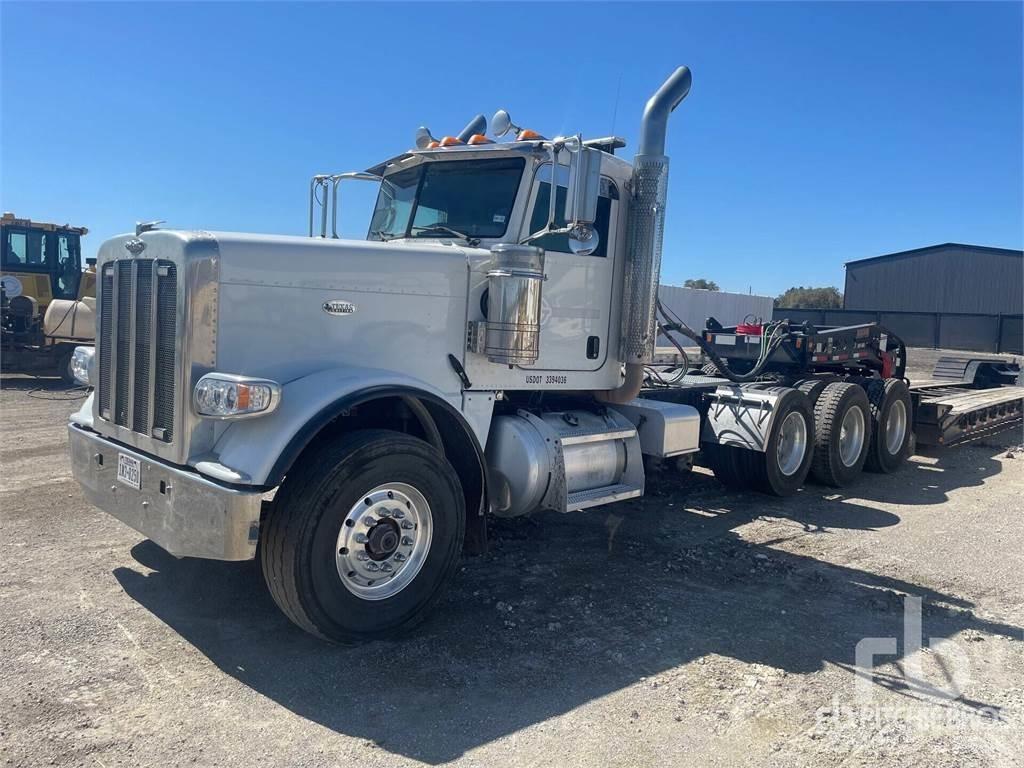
[2,1,1021,296]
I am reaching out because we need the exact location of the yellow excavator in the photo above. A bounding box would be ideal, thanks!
[1,212,96,382]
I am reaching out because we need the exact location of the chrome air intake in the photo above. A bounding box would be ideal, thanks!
[621,66,692,364]
[484,243,546,366]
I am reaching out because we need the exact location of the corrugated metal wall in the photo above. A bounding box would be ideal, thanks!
[844,245,1023,314]
[658,285,774,347]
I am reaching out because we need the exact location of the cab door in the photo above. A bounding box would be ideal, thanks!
[519,163,618,372]
[51,232,82,300]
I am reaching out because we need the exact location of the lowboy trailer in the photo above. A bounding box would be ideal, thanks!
[66,66,1024,642]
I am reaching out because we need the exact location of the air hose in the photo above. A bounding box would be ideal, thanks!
[656,299,790,383]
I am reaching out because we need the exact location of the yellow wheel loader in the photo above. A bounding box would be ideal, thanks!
[1,212,95,382]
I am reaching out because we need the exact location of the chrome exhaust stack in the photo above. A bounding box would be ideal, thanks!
[457,114,487,143]
[600,66,691,404]
[622,66,692,364]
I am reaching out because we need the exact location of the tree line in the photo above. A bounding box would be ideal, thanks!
[681,278,843,309]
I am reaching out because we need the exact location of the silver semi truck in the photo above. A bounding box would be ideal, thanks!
[67,67,1023,642]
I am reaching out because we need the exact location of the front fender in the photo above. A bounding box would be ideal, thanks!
[209,366,461,487]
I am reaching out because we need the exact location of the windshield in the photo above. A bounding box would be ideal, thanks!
[368,157,525,241]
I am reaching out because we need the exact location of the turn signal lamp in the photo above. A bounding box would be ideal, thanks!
[467,134,493,145]
[517,129,545,141]
[426,140,440,149]
[194,373,281,419]
[438,136,464,147]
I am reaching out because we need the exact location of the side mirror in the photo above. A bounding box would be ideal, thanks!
[521,136,604,249]
[415,126,436,149]
[568,228,599,257]
[564,144,602,231]
[491,109,515,138]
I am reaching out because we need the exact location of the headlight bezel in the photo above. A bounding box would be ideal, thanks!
[192,373,282,420]
[71,346,95,387]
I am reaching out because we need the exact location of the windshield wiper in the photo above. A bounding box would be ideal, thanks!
[410,224,480,246]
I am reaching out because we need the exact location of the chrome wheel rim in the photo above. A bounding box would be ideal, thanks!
[335,482,432,601]
[777,411,808,476]
[886,399,908,455]
[839,406,866,467]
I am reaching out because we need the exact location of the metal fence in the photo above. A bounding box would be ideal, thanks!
[770,308,1023,355]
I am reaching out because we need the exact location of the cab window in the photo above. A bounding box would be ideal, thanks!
[369,157,525,241]
[527,166,615,257]
[2,228,48,271]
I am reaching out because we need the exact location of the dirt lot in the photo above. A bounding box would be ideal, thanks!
[2,352,1022,767]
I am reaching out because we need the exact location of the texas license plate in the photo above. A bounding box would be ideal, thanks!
[117,454,141,490]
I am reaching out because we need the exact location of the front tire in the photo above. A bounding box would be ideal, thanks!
[261,429,465,643]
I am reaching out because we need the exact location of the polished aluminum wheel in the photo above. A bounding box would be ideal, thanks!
[335,482,432,600]
[886,399,908,455]
[838,406,866,467]
[776,411,808,476]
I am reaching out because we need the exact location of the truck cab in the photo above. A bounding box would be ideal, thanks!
[65,64,695,640]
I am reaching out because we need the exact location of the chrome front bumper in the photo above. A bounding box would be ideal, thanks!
[69,424,263,560]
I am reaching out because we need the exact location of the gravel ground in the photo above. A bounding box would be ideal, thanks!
[1,351,1022,767]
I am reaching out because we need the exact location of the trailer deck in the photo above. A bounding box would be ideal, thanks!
[910,357,1024,446]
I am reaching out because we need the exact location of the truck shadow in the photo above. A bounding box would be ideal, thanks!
[828,438,1012,508]
[114,457,1019,764]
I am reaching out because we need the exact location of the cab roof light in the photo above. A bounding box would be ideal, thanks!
[426,140,441,149]
[438,136,464,147]
[467,134,493,145]
[516,128,545,141]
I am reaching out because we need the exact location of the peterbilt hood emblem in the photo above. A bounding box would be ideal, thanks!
[323,300,357,316]
[125,238,146,255]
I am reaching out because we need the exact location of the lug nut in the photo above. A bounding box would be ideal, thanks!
[378,508,391,518]
[401,520,414,530]
[394,553,406,562]
[381,563,394,573]
[355,533,368,544]
[365,562,380,572]
[356,552,369,561]
[401,536,413,546]
[392,509,405,519]
[363,517,375,526]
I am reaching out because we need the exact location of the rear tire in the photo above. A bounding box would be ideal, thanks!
[809,382,872,487]
[706,443,751,489]
[794,378,828,407]
[746,388,815,496]
[864,379,913,473]
[260,429,465,643]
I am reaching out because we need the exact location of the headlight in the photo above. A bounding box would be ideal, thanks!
[71,346,95,387]
[193,373,281,419]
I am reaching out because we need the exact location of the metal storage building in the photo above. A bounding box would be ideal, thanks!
[828,243,1024,353]
[844,243,1022,315]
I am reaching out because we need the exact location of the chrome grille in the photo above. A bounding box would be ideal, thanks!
[97,259,178,442]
